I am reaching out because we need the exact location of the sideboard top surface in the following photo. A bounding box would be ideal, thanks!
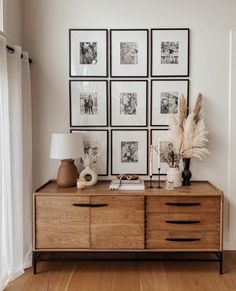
[34,180,223,197]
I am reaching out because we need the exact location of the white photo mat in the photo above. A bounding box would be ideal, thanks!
[111,29,148,77]
[151,29,189,76]
[69,29,108,77]
[71,130,108,175]
[110,80,148,126]
[151,129,173,175]
[70,80,107,127]
[151,79,189,126]
[111,130,148,175]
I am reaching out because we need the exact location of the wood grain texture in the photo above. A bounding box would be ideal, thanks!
[5,251,236,291]
[35,196,90,249]
[35,180,223,197]
[91,196,144,249]
[147,230,220,250]
[147,196,220,213]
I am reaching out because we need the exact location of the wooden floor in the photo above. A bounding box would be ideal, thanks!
[5,251,236,291]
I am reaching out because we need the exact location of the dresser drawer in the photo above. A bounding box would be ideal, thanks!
[147,230,220,250]
[147,196,220,213]
[147,212,220,232]
[35,195,90,249]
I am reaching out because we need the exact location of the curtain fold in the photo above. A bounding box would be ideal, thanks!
[0,35,32,290]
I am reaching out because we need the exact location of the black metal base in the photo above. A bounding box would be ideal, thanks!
[32,251,224,275]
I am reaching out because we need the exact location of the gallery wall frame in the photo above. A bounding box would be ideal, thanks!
[110,29,149,77]
[151,79,189,127]
[151,28,190,77]
[69,29,108,77]
[111,129,148,175]
[69,80,108,127]
[70,129,109,176]
[110,80,148,127]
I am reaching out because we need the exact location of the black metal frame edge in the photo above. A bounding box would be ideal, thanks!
[69,29,108,78]
[110,80,148,127]
[150,28,190,77]
[32,251,224,275]
[150,79,190,127]
[69,80,109,128]
[110,29,149,78]
[70,129,109,176]
[111,129,149,175]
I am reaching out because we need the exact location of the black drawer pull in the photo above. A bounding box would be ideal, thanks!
[165,202,201,207]
[73,203,108,208]
[165,238,201,242]
[165,220,200,224]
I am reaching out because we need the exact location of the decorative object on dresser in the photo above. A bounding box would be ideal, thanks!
[69,29,108,77]
[151,28,190,77]
[33,180,224,275]
[50,133,84,187]
[79,145,98,186]
[169,93,209,185]
[110,29,149,77]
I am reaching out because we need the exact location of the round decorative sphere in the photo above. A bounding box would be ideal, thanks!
[79,166,98,186]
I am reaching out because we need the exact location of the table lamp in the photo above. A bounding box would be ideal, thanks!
[50,133,84,187]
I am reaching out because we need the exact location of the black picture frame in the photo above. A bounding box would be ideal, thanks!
[69,80,108,128]
[111,129,148,175]
[151,79,189,127]
[151,28,190,77]
[110,80,148,127]
[110,29,149,78]
[69,29,108,77]
[70,129,109,176]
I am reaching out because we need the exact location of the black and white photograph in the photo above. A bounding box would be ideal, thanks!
[161,41,179,64]
[110,80,148,127]
[70,130,109,176]
[151,79,189,126]
[120,42,138,64]
[80,42,97,64]
[121,141,138,163]
[160,92,178,114]
[151,129,175,175]
[111,130,148,175]
[151,28,189,77]
[120,93,137,115]
[110,29,148,77]
[80,93,98,115]
[70,80,108,127]
[69,29,108,77]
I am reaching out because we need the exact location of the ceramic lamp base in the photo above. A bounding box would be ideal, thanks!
[57,159,78,187]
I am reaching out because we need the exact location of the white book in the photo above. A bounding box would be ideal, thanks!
[110,179,145,190]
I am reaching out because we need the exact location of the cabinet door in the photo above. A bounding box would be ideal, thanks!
[91,196,144,249]
[35,195,90,249]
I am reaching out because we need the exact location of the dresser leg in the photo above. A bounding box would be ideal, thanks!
[32,251,38,274]
[219,252,224,275]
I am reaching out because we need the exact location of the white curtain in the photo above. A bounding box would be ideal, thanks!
[0,35,32,290]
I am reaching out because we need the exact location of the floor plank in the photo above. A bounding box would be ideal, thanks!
[4,251,235,291]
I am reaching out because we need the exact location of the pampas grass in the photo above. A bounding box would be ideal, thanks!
[169,93,209,161]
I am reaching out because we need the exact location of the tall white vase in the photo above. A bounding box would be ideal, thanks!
[167,167,182,188]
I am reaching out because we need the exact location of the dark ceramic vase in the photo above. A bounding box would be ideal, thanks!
[182,158,192,186]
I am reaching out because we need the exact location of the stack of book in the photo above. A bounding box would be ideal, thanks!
[110,178,145,190]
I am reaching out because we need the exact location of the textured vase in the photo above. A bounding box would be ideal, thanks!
[79,166,98,186]
[167,167,182,188]
[182,158,192,186]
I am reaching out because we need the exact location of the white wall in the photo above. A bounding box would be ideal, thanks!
[3,0,22,44]
[22,0,236,248]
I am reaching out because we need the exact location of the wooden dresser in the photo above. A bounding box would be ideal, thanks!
[33,180,224,273]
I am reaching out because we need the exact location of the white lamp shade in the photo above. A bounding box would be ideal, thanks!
[50,133,84,160]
